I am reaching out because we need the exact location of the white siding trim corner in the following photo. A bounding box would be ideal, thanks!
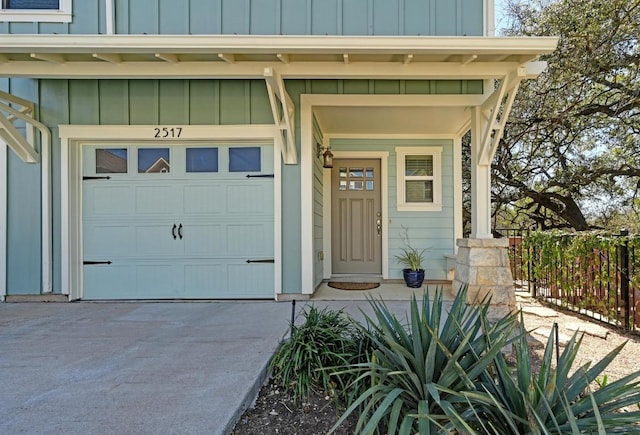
[273,133,283,295]
[105,0,115,35]
[0,141,6,301]
[300,96,315,295]
[485,0,496,37]
[39,125,53,293]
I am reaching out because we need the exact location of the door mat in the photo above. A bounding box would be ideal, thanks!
[327,282,380,291]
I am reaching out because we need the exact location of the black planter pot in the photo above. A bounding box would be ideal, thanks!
[402,269,425,288]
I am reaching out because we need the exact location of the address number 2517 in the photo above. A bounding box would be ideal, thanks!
[154,127,183,138]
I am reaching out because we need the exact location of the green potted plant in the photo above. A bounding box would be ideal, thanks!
[394,228,426,288]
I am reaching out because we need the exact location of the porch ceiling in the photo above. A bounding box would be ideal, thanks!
[314,106,468,135]
[0,34,559,79]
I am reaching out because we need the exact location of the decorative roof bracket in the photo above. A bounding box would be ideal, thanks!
[0,90,51,163]
[264,67,297,164]
[477,66,526,166]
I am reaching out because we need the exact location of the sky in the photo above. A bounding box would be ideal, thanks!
[494,0,509,33]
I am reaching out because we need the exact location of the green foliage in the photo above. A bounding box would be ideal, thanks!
[269,305,363,401]
[331,287,519,434]
[470,315,640,434]
[595,374,609,389]
[394,246,425,271]
[522,230,640,326]
[394,227,426,271]
[491,0,640,230]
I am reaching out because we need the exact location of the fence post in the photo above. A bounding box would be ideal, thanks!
[620,229,630,330]
[531,240,538,298]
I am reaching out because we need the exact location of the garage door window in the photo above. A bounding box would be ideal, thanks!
[229,147,260,172]
[96,148,127,174]
[186,147,218,173]
[138,148,170,173]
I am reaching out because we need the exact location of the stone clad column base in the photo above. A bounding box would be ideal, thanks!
[452,238,515,320]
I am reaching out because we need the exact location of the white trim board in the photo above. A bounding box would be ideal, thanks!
[0,61,550,81]
[59,124,282,300]
[0,34,558,52]
[0,34,556,79]
[0,141,6,301]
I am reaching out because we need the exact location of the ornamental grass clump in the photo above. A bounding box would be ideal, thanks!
[331,287,519,434]
[269,305,363,401]
[470,314,640,434]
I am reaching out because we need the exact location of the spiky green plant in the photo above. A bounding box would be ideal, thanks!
[269,305,361,401]
[331,287,519,434]
[468,314,640,434]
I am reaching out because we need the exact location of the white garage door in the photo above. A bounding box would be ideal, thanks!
[82,143,274,299]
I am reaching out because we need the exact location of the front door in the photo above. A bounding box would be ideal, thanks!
[331,159,382,274]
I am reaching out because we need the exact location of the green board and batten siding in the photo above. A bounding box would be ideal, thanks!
[0,0,483,36]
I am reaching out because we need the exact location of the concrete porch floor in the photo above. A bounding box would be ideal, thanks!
[311,280,455,301]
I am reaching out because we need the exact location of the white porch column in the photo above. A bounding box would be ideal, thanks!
[453,106,514,318]
[470,106,492,239]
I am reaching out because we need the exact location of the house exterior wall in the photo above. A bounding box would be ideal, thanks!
[1,0,489,296]
[4,77,479,295]
[0,0,484,36]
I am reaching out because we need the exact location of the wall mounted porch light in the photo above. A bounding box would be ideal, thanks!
[316,142,333,168]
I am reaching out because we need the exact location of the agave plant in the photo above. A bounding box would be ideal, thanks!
[468,314,640,434]
[331,287,519,434]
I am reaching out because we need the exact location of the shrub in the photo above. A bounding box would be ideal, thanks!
[269,305,363,401]
[470,315,640,434]
[331,287,519,434]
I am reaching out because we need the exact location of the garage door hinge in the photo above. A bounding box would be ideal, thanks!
[83,176,111,181]
[245,174,274,178]
[83,261,112,265]
[246,259,275,263]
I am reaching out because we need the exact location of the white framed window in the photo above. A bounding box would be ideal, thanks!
[0,0,71,22]
[396,146,442,212]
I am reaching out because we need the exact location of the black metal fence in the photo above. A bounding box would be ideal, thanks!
[495,228,639,333]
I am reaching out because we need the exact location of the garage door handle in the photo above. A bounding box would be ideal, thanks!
[246,259,275,263]
[178,224,183,239]
[172,224,177,240]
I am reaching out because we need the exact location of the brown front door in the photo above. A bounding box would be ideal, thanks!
[331,159,382,274]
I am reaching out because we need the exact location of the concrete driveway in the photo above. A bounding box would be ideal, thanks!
[0,301,297,435]
[0,296,425,435]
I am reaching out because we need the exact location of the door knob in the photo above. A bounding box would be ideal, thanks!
[376,219,382,236]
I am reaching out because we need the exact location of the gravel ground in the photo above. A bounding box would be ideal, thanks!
[516,290,640,384]
[233,292,640,434]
